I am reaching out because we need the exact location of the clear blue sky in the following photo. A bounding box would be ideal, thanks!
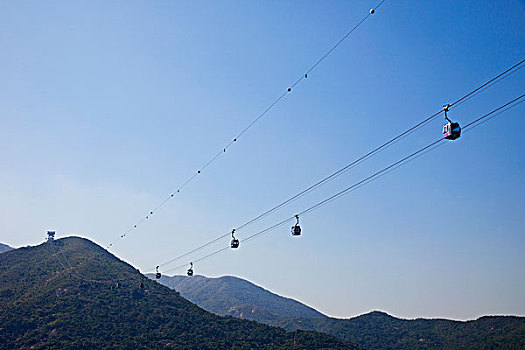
[1,0,524,320]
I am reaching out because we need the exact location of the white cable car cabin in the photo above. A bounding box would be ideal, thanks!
[442,104,461,140]
[443,121,461,140]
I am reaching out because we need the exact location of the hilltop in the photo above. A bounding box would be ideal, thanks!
[153,274,326,324]
[155,274,525,349]
[0,243,13,254]
[0,237,354,349]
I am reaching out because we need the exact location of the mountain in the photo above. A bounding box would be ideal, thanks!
[152,274,326,324]
[0,237,354,349]
[281,311,525,350]
[0,243,13,254]
[154,275,525,349]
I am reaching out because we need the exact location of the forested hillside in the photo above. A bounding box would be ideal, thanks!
[153,274,326,324]
[0,243,12,254]
[156,274,525,349]
[280,311,525,350]
[0,237,354,349]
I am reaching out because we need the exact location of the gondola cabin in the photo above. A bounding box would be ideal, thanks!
[187,268,193,276]
[231,238,239,249]
[443,121,461,140]
[155,272,161,279]
[291,225,301,236]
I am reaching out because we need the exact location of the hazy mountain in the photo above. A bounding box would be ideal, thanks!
[152,274,326,324]
[281,311,525,349]
[0,243,13,254]
[0,237,354,349]
[155,274,525,349]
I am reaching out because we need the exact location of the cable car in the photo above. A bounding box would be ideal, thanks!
[140,281,144,289]
[443,122,461,140]
[291,214,301,236]
[230,229,239,249]
[442,104,461,140]
[155,266,161,279]
[187,262,194,276]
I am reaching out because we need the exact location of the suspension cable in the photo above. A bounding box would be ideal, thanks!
[107,1,388,249]
[159,93,525,275]
[155,59,525,269]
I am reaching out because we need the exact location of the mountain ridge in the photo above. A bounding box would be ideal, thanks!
[0,236,354,349]
[0,243,13,254]
[154,274,525,349]
[151,274,326,324]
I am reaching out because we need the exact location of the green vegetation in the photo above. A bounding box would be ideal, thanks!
[155,275,525,349]
[279,311,525,350]
[154,275,325,324]
[0,237,354,349]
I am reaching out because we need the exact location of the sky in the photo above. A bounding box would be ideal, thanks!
[1,0,524,320]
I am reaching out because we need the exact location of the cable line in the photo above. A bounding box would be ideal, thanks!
[51,240,113,285]
[154,58,525,269]
[450,58,525,109]
[107,0,388,249]
[158,93,525,275]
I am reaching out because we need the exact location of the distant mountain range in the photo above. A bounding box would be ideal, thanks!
[0,243,13,254]
[153,274,525,349]
[0,237,353,349]
[153,274,325,324]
